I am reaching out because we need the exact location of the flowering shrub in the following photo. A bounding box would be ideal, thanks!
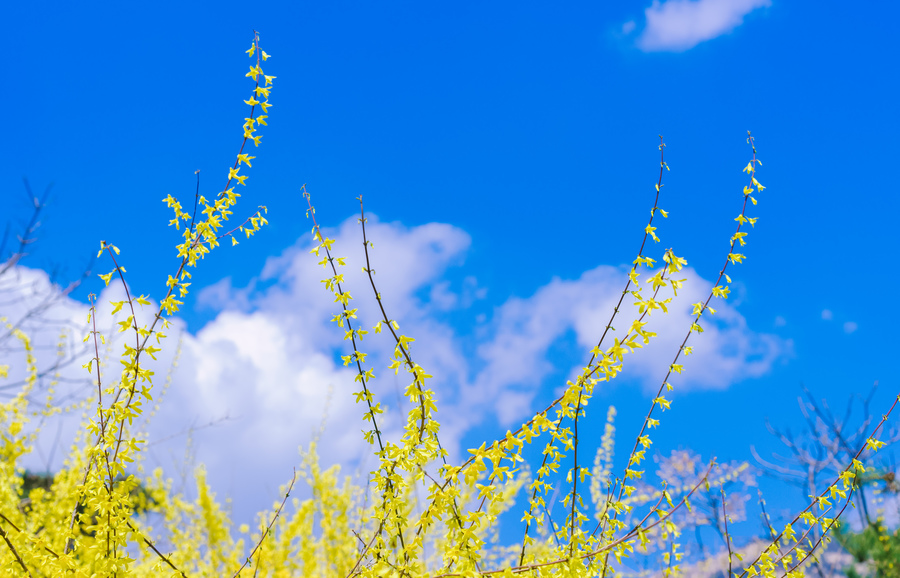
[0,33,896,578]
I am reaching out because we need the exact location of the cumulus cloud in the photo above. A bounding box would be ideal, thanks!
[1,214,788,525]
[0,265,189,477]
[470,265,787,425]
[822,309,833,320]
[172,216,787,521]
[843,321,858,334]
[0,266,89,390]
[635,0,770,52]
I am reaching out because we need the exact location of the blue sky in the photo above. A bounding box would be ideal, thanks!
[4,0,900,544]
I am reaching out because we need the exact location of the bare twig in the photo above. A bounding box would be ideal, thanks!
[233,468,297,577]
[125,520,188,577]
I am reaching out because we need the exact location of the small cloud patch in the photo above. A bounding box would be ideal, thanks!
[635,0,770,52]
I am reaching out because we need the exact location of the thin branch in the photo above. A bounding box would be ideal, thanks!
[0,524,31,577]
[429,460,714,578]
[721,488,733,578]
[0,510,60,559]
[736,393,900,577]
[125,520,188,577]
[232,468,297,577]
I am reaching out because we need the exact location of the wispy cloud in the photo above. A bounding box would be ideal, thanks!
[635,0,770,52]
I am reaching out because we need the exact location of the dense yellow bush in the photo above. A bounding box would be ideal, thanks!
[0,33,895,578]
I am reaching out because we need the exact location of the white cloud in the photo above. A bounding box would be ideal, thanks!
[822,309,833,320]
[195,276,256,312]
[843,321,858,334]
[774,315,786,327]
[622,20,637,35]
[469,265,787,426]
[0,265,189,476]
[1,214,788,525]
[636,0,770,52]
